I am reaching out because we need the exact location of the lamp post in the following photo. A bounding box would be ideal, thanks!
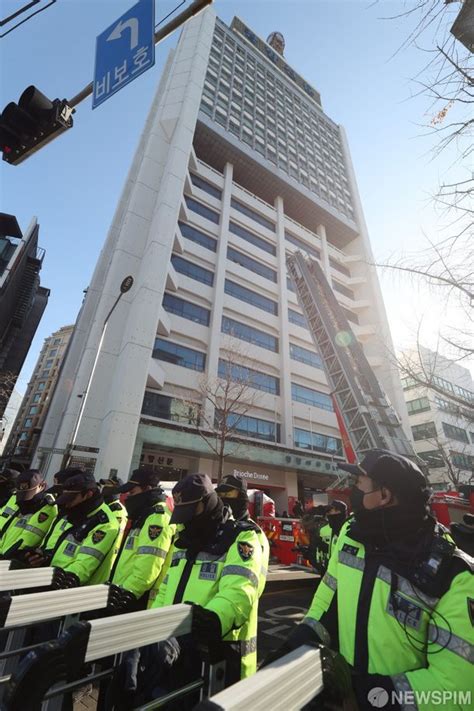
[62,275,134,469]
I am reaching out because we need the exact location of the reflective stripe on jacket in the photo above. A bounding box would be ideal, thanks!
[0,500,57,554]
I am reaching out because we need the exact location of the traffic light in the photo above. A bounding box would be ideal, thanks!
[0,86,74,166]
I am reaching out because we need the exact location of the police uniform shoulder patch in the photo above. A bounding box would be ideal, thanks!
[148,525,162,540]
[238,541,254,561]
[468,598,474,626]
[92,530,106,544]
[38,512,49,523]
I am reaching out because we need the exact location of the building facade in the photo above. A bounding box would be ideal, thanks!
[401,347,474,490]
[0,213,49,420]
[34,11,409,511]
[4,325,74,469]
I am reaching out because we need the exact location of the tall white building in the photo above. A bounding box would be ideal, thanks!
[401,347,474,490]
[34,11,409,511]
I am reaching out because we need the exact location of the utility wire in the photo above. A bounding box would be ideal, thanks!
[0,0,57,39]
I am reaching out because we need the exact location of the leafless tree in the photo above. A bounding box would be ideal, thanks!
[0,372,19,422]
[376,1,473,364]
[181,340,264,482]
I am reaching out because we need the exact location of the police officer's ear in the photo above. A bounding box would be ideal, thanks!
[83,489,96,501]
[380,486,396,507]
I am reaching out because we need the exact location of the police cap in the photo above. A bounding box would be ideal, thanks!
[117,468,160,493]
[215,474,247,495]
[339,449,427,498]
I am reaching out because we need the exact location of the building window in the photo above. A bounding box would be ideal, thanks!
[153,338,206,372]
[142,391,199,424]
[42,370,50,377]
[291,383,333,411]
[411,422,437,441]
[332,280,355,300]
[162,293,210,326]
[401,376,418,390]
[290,343,323,369]
[288,308,308,329]
[49,349,58,357]
[222,412,280,443]
[24,418,33,428]
[450,451,474,470]
[418,450,445,468]
[184,196,220,224]
[18,432,28,442]
[227,246,277,282]
[442,422,469,444]
[32,393,41,403]
[179,222,217,252]
[229,221,276,256]
[45,358,54,368]
[406,397,431,415]
[287,276,295,292]
[37,382,46,391]
[171,255,214,287]
[434,396,461,416]
[53,338,61,345]
[221,316,278,352]
[190,173,222,200]
[285,231,320,259]
[224,279,278,315]
[294,428,342,456]
[29,406,39,415]
[218,359,279,395]
[230,198,275,231]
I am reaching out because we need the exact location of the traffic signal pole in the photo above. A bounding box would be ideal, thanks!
[68,0,213,108]
[0,0,213,163]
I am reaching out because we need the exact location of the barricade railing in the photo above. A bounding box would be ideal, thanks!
[196,646,323,711]
[0,568,53,592]
[0,584,109,629]
[4,604,213,709]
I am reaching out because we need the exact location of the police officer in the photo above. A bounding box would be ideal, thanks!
[50,470,120,588]
[0,470,57,557]
[107,469,174,611]
[110,474,262,709]
[266,449,474,710]
[215,474,270,678]
[24,469,75,568]
[99,476,127,534]
[0,468,19,509]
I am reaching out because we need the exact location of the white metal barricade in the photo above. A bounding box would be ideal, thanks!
[197,646,323,710]
[0,584,109,629]
[0,568,53,592]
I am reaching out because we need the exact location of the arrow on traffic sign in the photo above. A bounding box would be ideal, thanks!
[107,17,139,50]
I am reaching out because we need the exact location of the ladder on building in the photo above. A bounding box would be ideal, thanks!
[287,251,416,460]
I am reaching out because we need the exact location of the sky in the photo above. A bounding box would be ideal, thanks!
[1,0,471,397]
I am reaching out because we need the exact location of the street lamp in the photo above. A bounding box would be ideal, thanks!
[62,275,134,469]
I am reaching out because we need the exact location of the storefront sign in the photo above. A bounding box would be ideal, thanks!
[233,468,269,482]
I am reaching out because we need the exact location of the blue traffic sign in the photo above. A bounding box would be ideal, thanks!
[93,0,155,109]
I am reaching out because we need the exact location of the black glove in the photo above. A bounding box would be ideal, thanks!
[51,567,80,589]
[260,620,321,667]
[191,604,222,649]
[107,583,138,612]
[319,647,358,710]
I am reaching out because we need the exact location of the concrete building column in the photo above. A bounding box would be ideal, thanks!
[202,161,234,426]
[317,223,331,278]
[275,196,293,448]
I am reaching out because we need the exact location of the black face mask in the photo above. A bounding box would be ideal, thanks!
[0,484,14,507]
[65,491,103,524]
[350,486,426,545]
[327,512,345,534]
[104,492,119,504]
[223,495,248,521]
[179,494,225,553]
[16,490,46,515]
[124,489,164,519]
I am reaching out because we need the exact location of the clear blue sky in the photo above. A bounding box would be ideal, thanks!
[1,0,468,394]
